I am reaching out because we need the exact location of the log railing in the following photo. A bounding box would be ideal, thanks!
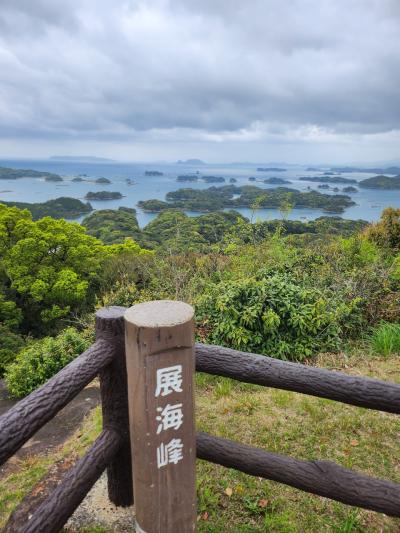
[0,301,399,533]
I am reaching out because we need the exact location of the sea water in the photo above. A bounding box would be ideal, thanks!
[0,159,399,227]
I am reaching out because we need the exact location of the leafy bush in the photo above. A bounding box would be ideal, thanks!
[370,322,400,356]
[0,325,25,376]
[5,328,92,398]
[365,207,400,251]
[196,272,360,360]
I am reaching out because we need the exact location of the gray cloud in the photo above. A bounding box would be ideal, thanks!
[0,0,399,161]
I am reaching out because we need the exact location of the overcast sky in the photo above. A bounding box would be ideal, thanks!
[0,0,399,164]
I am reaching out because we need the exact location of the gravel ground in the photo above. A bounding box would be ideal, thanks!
[64,472,135,532]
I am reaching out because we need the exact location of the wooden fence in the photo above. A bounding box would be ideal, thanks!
[0,301,399,532]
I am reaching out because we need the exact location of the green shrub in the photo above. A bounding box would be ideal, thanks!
[196,272,360,360]
[0,325,25,376]
[5,328,92,398]
[370,322,400,356]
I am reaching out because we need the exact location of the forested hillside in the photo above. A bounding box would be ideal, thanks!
[1,202,399,389]
[1,203,400,531]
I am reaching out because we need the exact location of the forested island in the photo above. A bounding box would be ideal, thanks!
[83,207,141,244]
[95,177,111,184]
[81,207,368,249]
[299,176,357,184]
[85,191,123,200]
[331,166,400,174]
[359,175,400,189]
[138,185,355,213]
[0,166,63,181]
[176,158,205,165]
[177,175,198,182]
[145,170,163,176]
[1,197,399,533]
[44,175,63,182]
[257,167,286,172]
[263,177,291,184]
[1,197,92,220]
[176,175,226,183]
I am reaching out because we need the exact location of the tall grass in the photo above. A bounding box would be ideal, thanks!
[370,322,400,356]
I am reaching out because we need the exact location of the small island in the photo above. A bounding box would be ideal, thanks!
[177,175,198,182]
[95,177,111,184]
[0,166,63,181]
[138,184,355,214]
[359,175,400,189]
[1,197,92,220]
[343,186,358,193]
[202,176,225,183]
[85,191,123,200]
[257,167,286,172]
[176,159,205,165]
[229,177,237,183]
[263,177,291,185]
[44,175,63,182]
[72,177,85,182]
[145,170,163,176]
[299,176,357,184]
[331,166,400,174]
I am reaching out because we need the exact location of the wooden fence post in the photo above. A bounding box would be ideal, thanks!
[96,306,133,506]
[124,300,196,533]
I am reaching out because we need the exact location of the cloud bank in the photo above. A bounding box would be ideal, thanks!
[0,0,399,162]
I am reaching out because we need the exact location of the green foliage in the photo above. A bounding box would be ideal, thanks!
[85,191,123,200]
[1,198,92,220]
[0,204,150,332]
[0,325,25,376]
[0,293,22,330]
[82,207,141,244]
[196,272,360,360]
[370,322,400,356]
[0,166,61,181]
[359,174,400,189]
[2,216,105,329]
[142,210,247,251]
[365,207,400,251]
[143,211,206,252]
[5,328,92,398]
[139,185,355,214]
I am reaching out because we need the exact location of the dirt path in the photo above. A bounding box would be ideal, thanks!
[0,380,100,476]
[0,380,135,532]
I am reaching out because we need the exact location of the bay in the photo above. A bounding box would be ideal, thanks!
[0,159,399,227]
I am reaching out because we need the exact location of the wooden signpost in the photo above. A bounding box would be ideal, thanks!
[124,300,196,533]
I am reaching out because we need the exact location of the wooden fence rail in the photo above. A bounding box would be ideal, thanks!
[196,432,400,517]
[0,301,399,533]
[195,343,400,414]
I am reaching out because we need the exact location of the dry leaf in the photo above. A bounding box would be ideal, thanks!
[350,439,359,446]
[225,487,233,497]
[201,512,209,521]
[258,498,269,508]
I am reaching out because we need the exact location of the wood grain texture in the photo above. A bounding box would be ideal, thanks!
[196,343,400,413]
[125,301,197,533]
[197,432,400,517]
[18,429,122,533]
[96,306,133,507]
[0,340,116,466]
